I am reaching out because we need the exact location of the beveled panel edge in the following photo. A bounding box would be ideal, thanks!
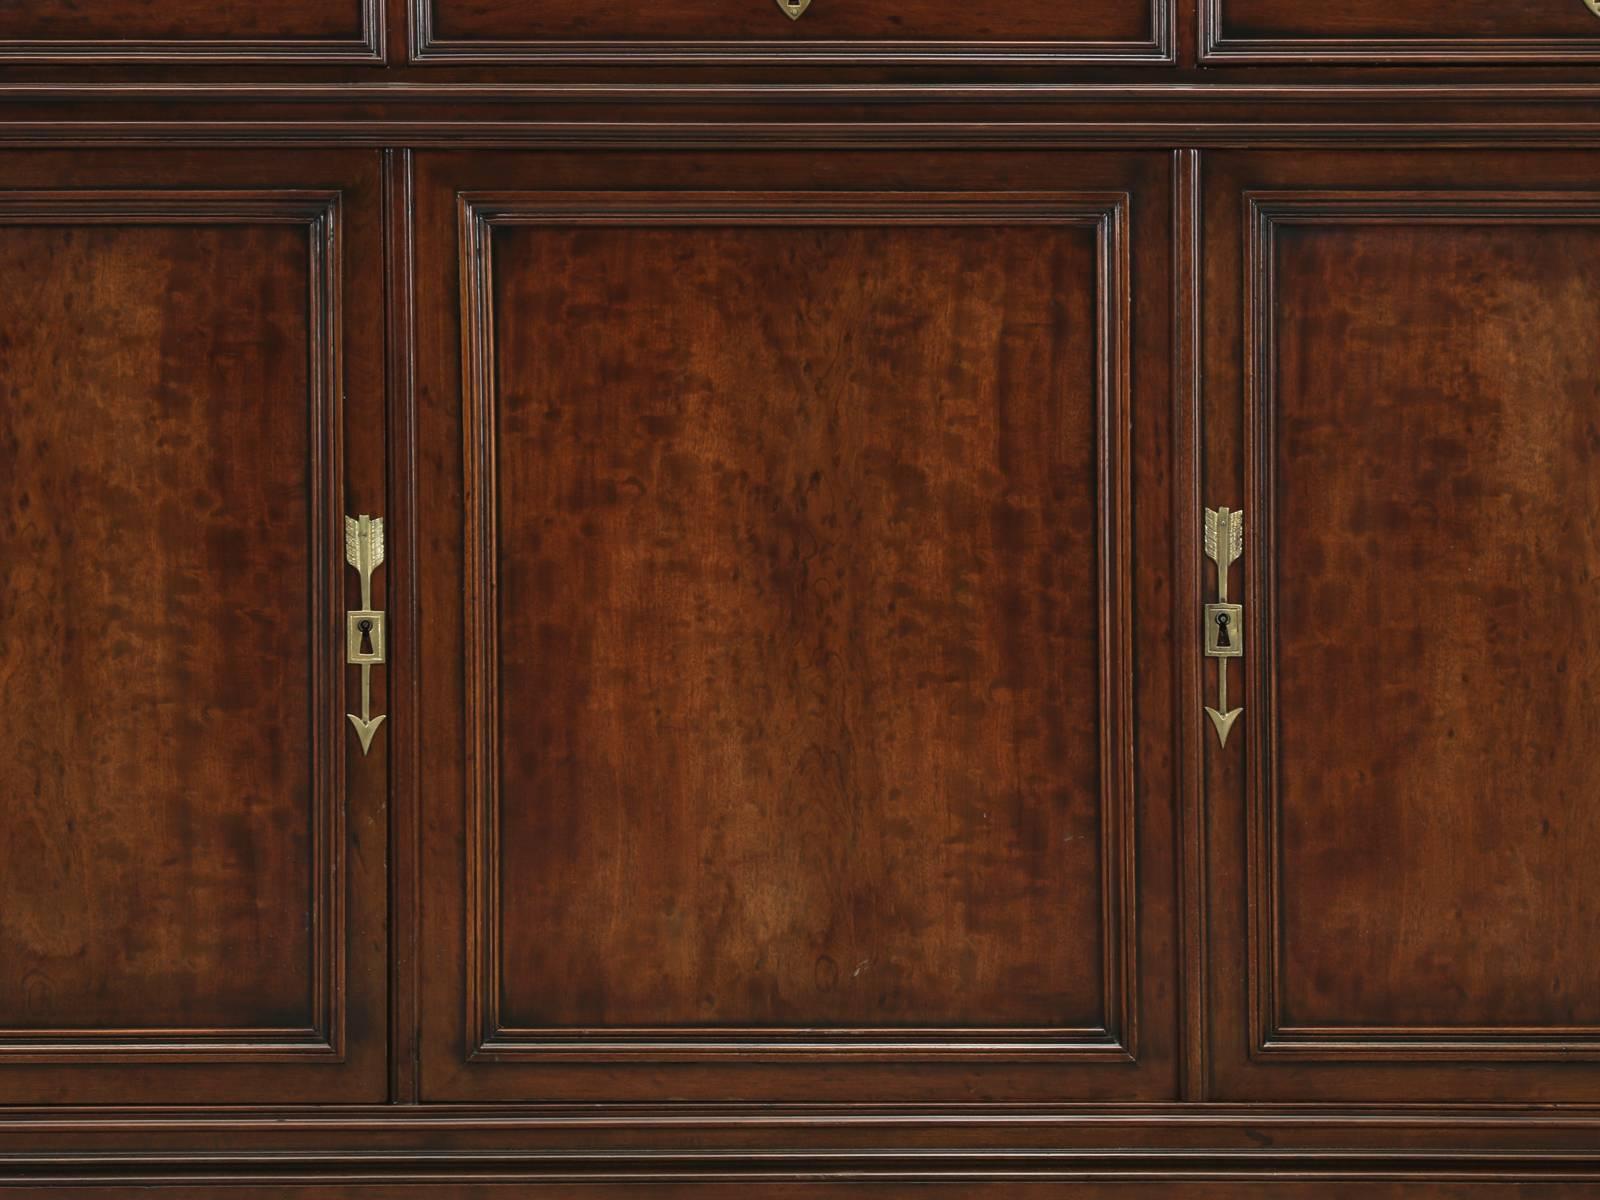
[408,0,1171,64]
[0,0,383,63]
[0,190,350,1065]
[1243,189,1600,1064]
[455,190,1140,1064]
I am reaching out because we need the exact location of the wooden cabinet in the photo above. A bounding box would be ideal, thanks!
[2,16,1600,1195]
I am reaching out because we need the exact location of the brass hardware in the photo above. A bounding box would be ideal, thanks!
[346,609,386,665]
[1203,506,1244,747]
[774,0,811,19]
[344,514,386,755]
[1585,0,1600,19]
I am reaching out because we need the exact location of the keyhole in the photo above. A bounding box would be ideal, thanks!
[1215,611,1232,648]
[358,618,375,657]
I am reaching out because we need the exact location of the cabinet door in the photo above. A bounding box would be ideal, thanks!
[415,150,1178,1103]
[0,152,388,1104]
[1202,150,1600,1103]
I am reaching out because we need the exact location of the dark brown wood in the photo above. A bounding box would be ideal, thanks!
[0,150,388,1105]
[1203,149,1600,1105]
[414,150,1177,1103]
[410,0,1170,64]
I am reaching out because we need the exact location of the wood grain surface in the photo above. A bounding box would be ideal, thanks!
[483,216,1112,1031]
[0,219,318,1036]
[1269,215,1600,1035]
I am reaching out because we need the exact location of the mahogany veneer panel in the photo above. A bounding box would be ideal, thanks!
[412,0,1169,64]
[1268,214,1600,1039]
[0,216,322,1037]
[486,215,1113,1033]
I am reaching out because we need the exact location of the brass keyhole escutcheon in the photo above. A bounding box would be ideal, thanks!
[1585,0,1600,19]
[775,0,812,19]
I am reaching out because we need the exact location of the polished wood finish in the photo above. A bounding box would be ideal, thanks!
[411,0,1170,64]
[1203,149,1600,1104]
[0,151,388,1105]
[415,150,1178,1103]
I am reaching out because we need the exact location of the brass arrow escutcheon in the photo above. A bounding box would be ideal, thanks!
[1203,506,1244,747]
[344,514,388,756]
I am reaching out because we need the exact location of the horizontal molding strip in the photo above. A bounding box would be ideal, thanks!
[3,122,1600,147]
[14,83,1600,101]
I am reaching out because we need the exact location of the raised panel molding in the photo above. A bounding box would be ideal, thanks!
[0,191,348,1065]
[1243,190,1600,1064]
[409,0,1171,65]
[455,191,1139,1065]
[0,0,383,64]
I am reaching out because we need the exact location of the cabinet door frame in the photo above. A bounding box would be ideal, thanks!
[1201,149,1600,1104]
[0,151,389,1105]
[414,149,1179,1104]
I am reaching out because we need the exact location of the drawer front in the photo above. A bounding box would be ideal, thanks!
[411,0,1170,64]
[1203,0,1600,62]
[0,0,381,62]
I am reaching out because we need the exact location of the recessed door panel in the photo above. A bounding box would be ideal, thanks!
[417,152,1177,1103]
[0,154,387,1104]
[1203,151,1600,1103]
